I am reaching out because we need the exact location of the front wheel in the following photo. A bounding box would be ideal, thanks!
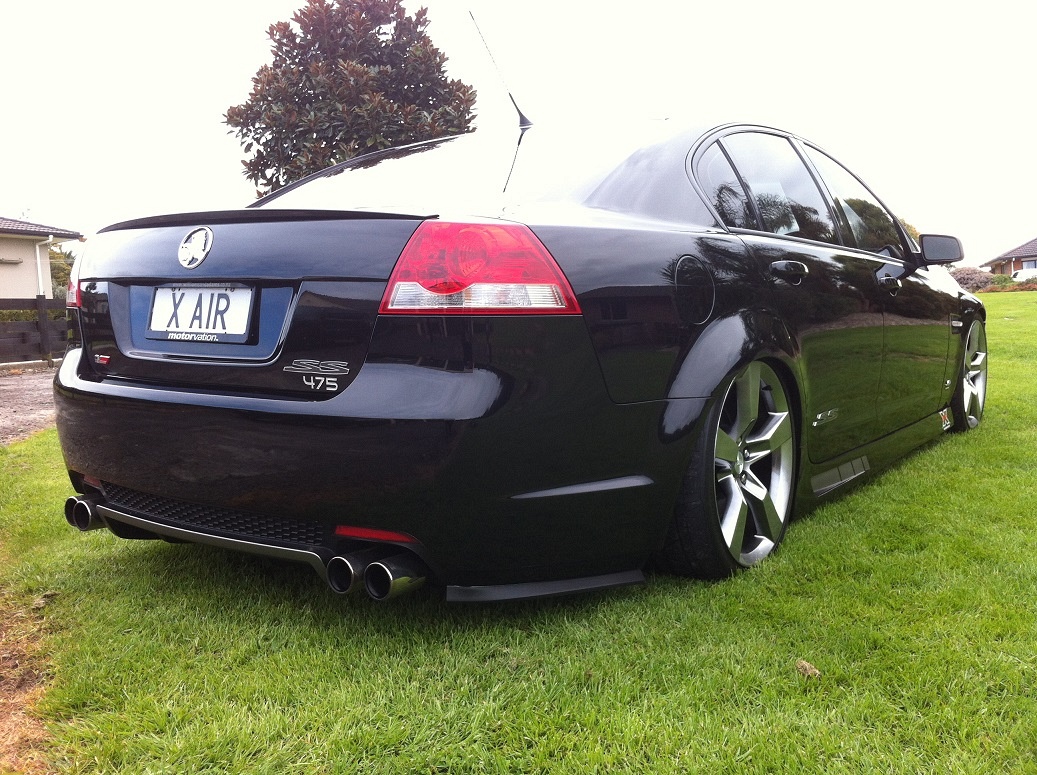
[656,360,797,579]
[950,319,987,431]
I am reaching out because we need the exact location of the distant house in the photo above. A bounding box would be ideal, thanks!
[982,237,1037,276]
[0,216,83,299]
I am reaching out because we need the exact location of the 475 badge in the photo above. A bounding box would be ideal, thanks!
[283,360,350,392]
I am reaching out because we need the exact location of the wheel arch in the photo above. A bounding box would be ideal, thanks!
[661,306,807,500]
[653,310,804,578]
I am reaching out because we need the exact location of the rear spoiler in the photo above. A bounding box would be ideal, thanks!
[100,209,430,233]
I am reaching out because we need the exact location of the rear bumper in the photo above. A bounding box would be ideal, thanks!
[55,348,704,596]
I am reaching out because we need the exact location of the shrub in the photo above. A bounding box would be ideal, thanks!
[950,266,994,292]
[981,281,1037,293]
[978,274,1026,292]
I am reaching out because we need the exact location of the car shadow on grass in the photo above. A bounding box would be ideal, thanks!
[72,535,653,634]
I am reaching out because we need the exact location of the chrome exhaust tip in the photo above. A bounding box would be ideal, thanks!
[64,494,105,531]
[364,552,427,601]
[326,547,391,595]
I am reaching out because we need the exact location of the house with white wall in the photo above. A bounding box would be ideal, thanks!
[982,236,1037,277]
[0,216,83,299]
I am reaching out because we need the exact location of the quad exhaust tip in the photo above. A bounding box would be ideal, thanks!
[326,546,390,596]
[64,494,105,532]
[364,552,427,601]
[326,548,428,600]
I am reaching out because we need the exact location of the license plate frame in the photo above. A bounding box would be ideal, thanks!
[146,284,255,344]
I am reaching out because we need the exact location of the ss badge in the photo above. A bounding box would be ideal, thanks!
[283,360,350,392]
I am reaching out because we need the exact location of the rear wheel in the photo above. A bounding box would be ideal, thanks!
[657,360,797,579]
[950,319,987,431]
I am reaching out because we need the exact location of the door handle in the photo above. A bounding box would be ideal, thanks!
[770,260,809,284]
[878,274,903,291]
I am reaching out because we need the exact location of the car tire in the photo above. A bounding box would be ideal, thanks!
[656,360,797,579]
[950,319,988,431]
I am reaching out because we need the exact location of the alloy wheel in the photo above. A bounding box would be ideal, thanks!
[961,321,988,429]
[713,362,796,566]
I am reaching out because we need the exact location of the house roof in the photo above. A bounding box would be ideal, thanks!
[983,236,1037,267]
[0,215,82,241]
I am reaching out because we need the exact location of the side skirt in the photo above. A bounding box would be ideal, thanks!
[796,409,949,512]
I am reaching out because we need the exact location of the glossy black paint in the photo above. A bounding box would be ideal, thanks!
[56,314,694,587]
[55,121,983,600]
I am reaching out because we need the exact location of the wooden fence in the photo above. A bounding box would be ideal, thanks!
[0,297,68,364]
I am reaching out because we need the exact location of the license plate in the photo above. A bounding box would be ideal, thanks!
[146,285,254,343]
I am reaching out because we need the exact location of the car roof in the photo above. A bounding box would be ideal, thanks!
[257,118,724,227]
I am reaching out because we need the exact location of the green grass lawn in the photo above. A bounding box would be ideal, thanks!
[2,293,1036,774]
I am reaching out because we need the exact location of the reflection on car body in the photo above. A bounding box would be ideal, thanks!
[56,121,987,601]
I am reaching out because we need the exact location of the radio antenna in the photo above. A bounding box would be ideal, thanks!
[469,11,533,129]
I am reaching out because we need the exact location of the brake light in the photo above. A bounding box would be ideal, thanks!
[379,221,581,315]
[66,257,82,309]
[334,525,417,543]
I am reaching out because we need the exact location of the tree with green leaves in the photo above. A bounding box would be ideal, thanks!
[49,244,75,299]
[225,0,476,195]
[899,218,920,244]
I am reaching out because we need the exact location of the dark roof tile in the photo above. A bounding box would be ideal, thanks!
[996,237,1037,261]
[0,215,82,240]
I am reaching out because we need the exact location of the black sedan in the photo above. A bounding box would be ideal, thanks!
[55,120,987,601]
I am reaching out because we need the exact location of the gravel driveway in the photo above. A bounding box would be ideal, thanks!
[0,367,58,446]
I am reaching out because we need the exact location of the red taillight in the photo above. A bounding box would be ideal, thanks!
[66,257,82,309]
[379,221,581,315]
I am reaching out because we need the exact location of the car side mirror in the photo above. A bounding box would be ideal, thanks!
[919,234,963,265]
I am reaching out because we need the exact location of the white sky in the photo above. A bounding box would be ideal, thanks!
[2,0,1033,265]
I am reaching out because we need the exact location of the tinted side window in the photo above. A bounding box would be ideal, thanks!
[721,132,836,244]
[805,147,902,255]
[697,142,753,229]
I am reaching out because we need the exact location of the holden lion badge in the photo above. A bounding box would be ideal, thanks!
[178,227,214,269]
